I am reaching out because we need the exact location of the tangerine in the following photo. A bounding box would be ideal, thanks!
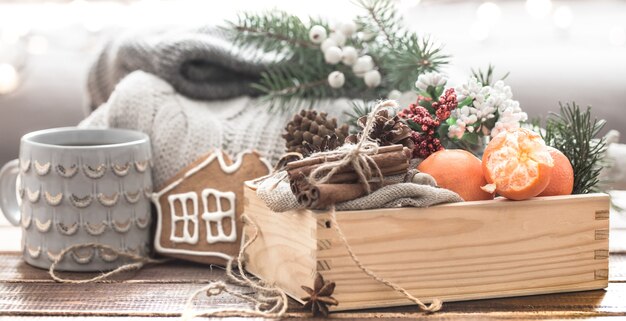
[481,128,554,200]
[418,149,494,201]
[538,147,574,196]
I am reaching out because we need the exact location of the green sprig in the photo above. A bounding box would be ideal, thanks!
[227,0,449,111]
[542,102,607,194]
[471,64,510,86]
[344,100,376,133]
[383,35,449,92]
[354,0,403,46]
[226,11,320,61]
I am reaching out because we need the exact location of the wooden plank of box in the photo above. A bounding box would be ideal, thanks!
[243,185,610,312]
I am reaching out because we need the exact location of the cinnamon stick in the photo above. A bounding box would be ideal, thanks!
[297,183,371,209]
[289,172,309,195]
[286,144,404,171]
[288,143,412,209]
[322,162,409,184]
[287,148,410,179]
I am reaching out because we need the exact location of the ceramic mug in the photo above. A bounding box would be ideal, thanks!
[0,128,153,271]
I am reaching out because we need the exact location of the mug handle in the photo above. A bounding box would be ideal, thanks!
[0,159,21,226]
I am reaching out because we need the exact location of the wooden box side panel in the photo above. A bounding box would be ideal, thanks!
[315,194,610,311]
[243,188,317,301]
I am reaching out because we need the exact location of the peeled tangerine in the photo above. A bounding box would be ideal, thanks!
[481,128,554,200]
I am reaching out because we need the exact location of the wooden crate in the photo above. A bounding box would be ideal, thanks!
[243,185,610,312]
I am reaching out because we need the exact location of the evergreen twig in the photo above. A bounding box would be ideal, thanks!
[385,34,449,92]
[471,64,510,86]
[227,11,320,60]
[252,55,377,111]
[542,102,607,194]
[227,0,449,110]
[344,100,376,133]
[354,0,401,46]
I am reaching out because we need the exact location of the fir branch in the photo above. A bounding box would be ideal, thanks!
[384,34,450,92]
[233,26,317,49]
[227,11,320,60]
[355,0,401,46]
[344,100,376,133]
[542,102,607,194]
[356,0,449,91]
[471,64,510,86]
[253,48,388,110]
[253,58,361,111]
[227,1,449,111]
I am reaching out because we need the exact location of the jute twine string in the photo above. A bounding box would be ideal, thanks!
[309,100,443,313]
[48,219,287,319]
[180,213,288,320]
[307,100,399,193]
[48,243,168,284]
[50,100,440,316]
[328,205,443,312]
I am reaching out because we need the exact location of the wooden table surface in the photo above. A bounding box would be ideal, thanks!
[1,211,626,320]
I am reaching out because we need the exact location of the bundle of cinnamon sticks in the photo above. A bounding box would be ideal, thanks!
[287,144,411,209]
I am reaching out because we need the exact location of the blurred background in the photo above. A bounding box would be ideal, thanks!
[0,0,625,167]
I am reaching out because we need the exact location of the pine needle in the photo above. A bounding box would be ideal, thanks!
[226,0,449,111]
[542,102,607,194]
[344,100,376,133]
[470,64,510,86]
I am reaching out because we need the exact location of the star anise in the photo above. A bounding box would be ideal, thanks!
[301,273,338,316]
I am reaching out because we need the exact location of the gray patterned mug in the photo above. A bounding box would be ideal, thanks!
[0,127,153,271]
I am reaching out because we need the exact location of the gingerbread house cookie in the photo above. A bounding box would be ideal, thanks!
[152,150,271,265]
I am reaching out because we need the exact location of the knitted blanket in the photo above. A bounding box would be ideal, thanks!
[79,71,353,188]
[87,26,268,109]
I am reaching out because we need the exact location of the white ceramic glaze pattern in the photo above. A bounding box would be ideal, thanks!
[0,128,153,272]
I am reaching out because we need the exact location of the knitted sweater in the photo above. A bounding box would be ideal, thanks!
[79,71,353,188]
[87,26,268,109]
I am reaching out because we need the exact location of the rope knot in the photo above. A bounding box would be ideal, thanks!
[206,283,226,297]
[307,100,398,193]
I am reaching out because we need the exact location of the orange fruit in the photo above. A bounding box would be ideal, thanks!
[418,149,494,201]
[538,147,574,196]
[481,128,554,200]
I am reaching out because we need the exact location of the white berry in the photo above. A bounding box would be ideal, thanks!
[321,38,337,52]
[352,55,375,77]
[388,90,402,100]
[324,46,342,64]
[328,71,345,88]
[339,21,358,37]
[359,31,377,41]
[364,70,382,88]
[309,25,327,44]
[341,46,358,66]
[329,32,346,46]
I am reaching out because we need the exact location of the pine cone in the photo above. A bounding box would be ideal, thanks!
[283,110,349,156]
[302,134,342,157]
[346,109,415,151]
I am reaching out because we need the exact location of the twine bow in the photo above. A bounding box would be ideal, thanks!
[307,100,399,193]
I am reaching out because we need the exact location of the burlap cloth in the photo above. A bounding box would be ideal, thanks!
[257,169,463,212]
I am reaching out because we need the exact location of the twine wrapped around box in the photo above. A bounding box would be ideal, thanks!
[252,100,467,314]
